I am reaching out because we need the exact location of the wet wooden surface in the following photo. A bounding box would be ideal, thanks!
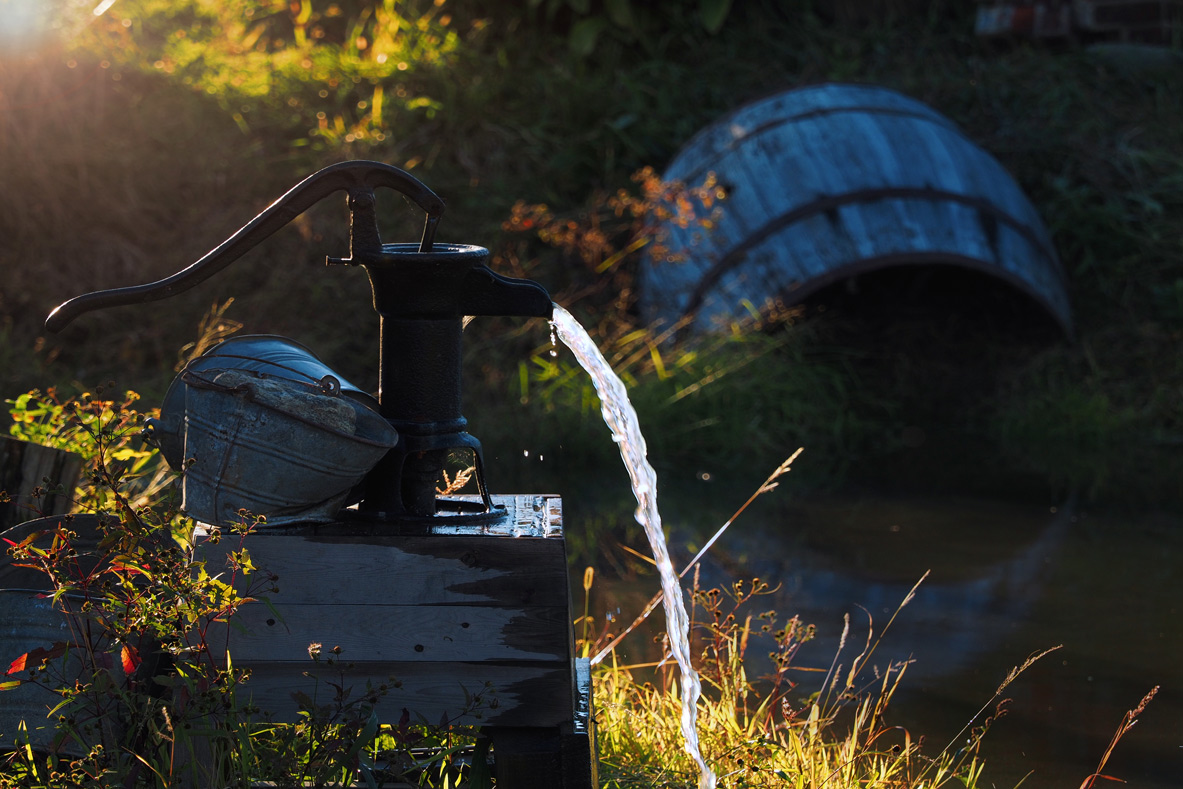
[197,494,576,727]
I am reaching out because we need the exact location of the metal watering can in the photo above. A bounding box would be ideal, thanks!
[46,161,553,527]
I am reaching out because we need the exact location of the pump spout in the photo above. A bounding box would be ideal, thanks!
[460,266,553,320]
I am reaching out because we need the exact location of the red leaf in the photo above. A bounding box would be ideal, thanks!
[6,654,27,676]
[121,644,141,675]
[6,643,67,676]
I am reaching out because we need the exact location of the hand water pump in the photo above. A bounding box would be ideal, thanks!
[46,161,596,788]
[47,161,551,521]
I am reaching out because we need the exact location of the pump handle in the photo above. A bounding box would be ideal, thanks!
[45,161,445,333]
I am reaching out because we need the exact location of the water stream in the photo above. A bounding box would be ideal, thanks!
[551,304,717,789]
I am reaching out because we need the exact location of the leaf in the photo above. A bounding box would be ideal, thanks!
[568,17,606,57]
[109,448,143,461]
[7,653,28,676]
[699,0,732,34]
[358,763,379,789]
[0,680,21,691]
[121,644,141,675]
[346,709,380,760]
[469,737,493,789]
[7,643,67,675]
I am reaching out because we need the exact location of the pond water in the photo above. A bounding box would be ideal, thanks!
[678,491,1182,788]
[495,452,1181,787]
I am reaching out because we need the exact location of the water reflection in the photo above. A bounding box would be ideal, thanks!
[709,496,1073,679]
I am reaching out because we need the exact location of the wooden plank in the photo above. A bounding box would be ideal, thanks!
[208,603,570,663]
[0,438,81,531]
[237,661,574,727]
[190,494,578,732]
[198,530,569,607]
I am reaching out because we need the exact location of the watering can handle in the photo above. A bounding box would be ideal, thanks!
[45,161,445,332]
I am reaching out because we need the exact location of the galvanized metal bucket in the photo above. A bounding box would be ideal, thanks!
[151,335,378,471]
[1,515,113,756]
[178,368,399,527]
[0,593,77,754]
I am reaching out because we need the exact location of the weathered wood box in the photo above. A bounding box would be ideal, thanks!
[196,494,595,788]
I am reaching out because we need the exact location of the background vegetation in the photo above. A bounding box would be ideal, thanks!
[2,0,1180,515]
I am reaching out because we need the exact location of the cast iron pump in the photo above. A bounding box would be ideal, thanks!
[45,161,553,521]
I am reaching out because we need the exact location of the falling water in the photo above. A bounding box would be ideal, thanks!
[551,304,717,789]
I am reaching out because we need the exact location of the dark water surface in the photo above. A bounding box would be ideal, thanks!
[554,473,1181,787]
[712,495,1179,788]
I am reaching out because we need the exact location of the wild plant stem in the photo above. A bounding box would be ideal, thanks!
[590,449,803,666]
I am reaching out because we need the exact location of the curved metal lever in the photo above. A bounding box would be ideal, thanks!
[45,161,445,332]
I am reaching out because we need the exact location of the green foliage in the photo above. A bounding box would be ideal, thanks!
[0,391,484,788]
[6,388,167,513]
[0,392,266,787]
[523,0,736,56]
[69,0,461,150]
[2,0,1181,502]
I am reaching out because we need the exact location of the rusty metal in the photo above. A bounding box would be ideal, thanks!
[45,161,552,524]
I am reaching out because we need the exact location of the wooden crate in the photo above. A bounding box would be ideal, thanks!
[195,494,595,788]
[0,438,81,531]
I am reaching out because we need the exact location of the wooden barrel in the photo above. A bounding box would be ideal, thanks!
[0,438,82,531]
[638,83,1072,336]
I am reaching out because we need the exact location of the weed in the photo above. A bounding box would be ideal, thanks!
[586,567,1003,788]
[0,390,479,788]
